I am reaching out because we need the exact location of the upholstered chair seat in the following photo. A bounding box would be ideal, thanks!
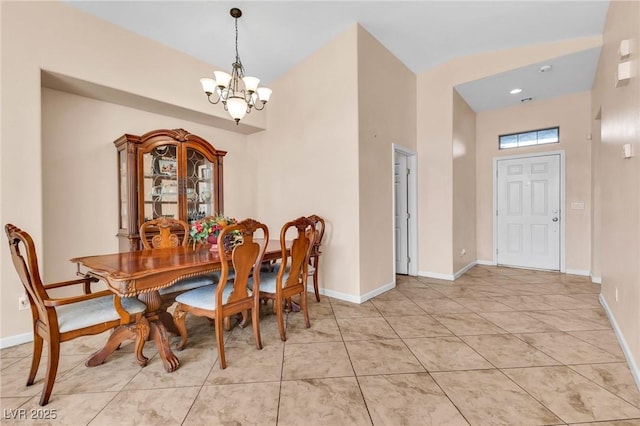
[174,282,244,311]
[56,296,146,334]
[158,272,219,296]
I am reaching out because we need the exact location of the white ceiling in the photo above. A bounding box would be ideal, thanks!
[65,0,609,112]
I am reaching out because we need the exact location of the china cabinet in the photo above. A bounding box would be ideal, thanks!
[114,128,226,251]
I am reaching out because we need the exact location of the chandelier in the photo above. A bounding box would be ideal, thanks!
[200,8,272,124]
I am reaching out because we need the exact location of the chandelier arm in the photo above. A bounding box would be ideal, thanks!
[252,101,266,111]
[206,92,222,105]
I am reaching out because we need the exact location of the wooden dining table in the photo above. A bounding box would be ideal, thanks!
[70,240,284,372]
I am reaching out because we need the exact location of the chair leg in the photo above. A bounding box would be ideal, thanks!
[301,289,311,329]
[27,332,43,386]
[252,306,263,350]
[40,338,60,406]
[173,304,188,351]
[216,317,226,369]
[313,269,320,302]
[276,296,286,341]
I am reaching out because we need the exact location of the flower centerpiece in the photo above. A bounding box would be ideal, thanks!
[189,214,239,250]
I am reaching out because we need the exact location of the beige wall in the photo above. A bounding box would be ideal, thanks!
[251,26,361,301]
[452,91,477,274]
[357,26,417,295]
[417,36,602,277]
[475,92,592,273]
[591,0,640,371]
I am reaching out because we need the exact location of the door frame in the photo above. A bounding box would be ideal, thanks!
[492,150,566,272]
[392,144,418,276]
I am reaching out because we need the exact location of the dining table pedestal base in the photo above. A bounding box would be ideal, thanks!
[85,317,150,368]
[85,291,181,372]
[139,290,181,372]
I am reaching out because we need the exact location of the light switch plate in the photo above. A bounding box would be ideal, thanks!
[616,61,632,87]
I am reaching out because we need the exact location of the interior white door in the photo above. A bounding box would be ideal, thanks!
[394,154,409,274]
[497,154,560,270]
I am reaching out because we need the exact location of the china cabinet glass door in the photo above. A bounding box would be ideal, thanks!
[142,144,179,222]
[186,147,215,222]
[118,149,128,230]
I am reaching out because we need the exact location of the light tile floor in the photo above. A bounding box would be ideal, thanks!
[2,266,640,425]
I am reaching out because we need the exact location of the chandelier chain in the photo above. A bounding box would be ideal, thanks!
[234,15,241,66]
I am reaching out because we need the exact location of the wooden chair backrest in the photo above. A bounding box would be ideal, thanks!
[216,218,269,305]
[139,217,189,249]
[278,217,315,289]
[5,224,49,325]
[307,215,325,259]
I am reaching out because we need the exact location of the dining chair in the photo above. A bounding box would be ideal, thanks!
[307,214,325,302]
[257,216,314,341]
[172,218,269,369]
[139,217,218,306]
[4,224,148,406]
[139,217,190,250]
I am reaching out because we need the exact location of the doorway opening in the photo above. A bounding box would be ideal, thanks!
[393,145,418,276]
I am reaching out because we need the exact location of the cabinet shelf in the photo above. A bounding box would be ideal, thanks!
[144,174,177,180]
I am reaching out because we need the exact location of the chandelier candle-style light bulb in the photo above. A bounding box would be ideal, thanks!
[200,8,271,124]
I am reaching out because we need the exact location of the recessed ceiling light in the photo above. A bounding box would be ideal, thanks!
[520,97,533,102]
[510,88,523,94]
[538,65,552,73]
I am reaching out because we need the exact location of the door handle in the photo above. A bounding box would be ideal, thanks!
[552,217,559,222]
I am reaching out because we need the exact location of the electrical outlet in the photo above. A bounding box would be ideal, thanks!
[18,294,29,311]
[460,248,466,257]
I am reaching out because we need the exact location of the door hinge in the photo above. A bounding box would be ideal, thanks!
[407,256,411,263]
[407,168,411,175]
[406,212,410,219]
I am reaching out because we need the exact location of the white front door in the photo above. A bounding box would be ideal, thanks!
[394,154,409,274]
[496,154,561,270]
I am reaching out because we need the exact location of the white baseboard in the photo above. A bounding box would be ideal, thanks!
[565,268,590,277]
[454,261,477,280]
[418,270,454,281]
[357,281,396,303]
[308,281,396,304]
[419,262,478,281]
[0,332,33,349]
[591,275,602,284]
[599,294,640,392]
[476,259,497,266]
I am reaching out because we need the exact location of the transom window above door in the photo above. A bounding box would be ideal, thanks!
[499,127,559,149]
